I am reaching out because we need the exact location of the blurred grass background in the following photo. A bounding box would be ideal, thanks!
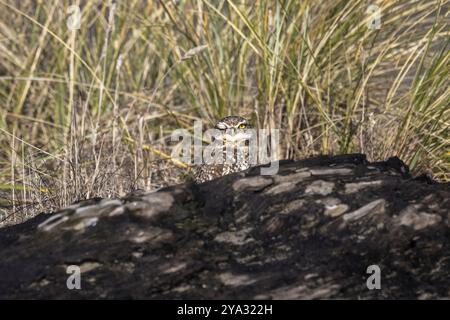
[0,0,449,225]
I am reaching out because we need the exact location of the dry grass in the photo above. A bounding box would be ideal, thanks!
[0,0,449,225]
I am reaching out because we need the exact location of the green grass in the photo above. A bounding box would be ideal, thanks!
[0,0,449,224]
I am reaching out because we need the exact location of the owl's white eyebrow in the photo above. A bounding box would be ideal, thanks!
[216,122,228,129]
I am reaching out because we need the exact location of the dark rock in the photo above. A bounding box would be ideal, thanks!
[0,154,449,299]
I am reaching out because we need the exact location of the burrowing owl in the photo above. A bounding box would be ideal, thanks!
[194,116,252,183]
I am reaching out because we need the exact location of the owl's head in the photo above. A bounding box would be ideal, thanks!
[214,116,252,142]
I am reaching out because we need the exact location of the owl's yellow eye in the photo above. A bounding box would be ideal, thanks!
[238,124,246,129]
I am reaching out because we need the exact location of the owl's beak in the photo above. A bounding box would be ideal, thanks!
[220,128,250,143]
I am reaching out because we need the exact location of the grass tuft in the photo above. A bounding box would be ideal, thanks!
[0,0,448,225]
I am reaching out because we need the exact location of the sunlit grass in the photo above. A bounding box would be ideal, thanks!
[0,0,448,225]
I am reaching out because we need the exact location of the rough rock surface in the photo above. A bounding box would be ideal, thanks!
[0,154,449,299]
